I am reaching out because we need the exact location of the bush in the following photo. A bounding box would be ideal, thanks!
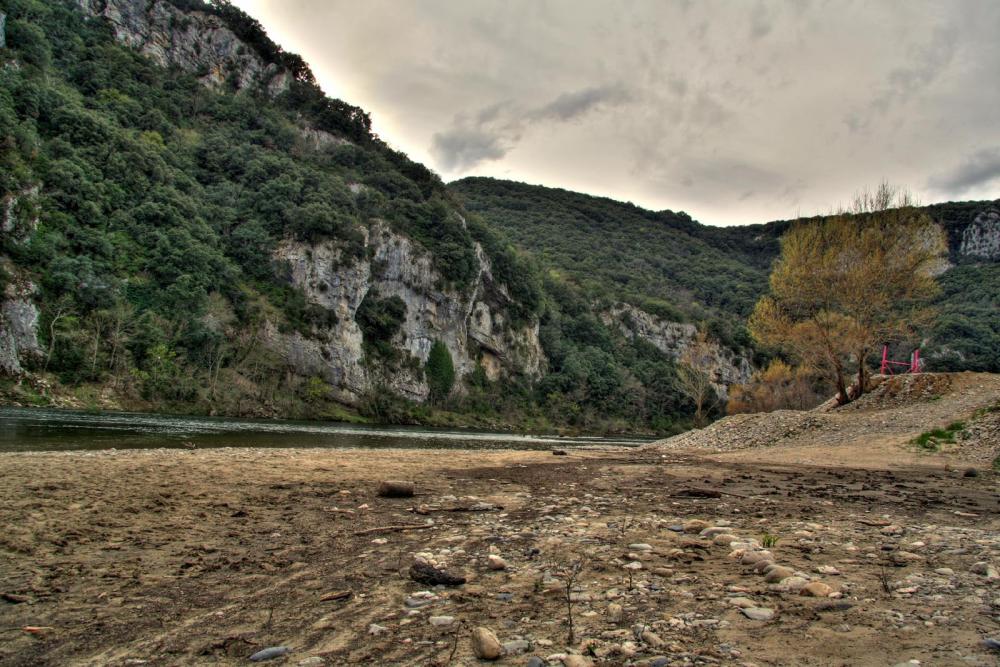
[425,340,455,402]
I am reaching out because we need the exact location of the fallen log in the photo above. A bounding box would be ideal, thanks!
[353,523,434,536]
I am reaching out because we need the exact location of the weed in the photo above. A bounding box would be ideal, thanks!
[761,532,779,548]
[911,421,966,451]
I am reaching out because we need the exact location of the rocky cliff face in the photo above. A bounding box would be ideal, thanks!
[0,271,41,376]
[76,0,291,94]
[958,210,1000,261]
[602,304,753,398]
[271,221,544,404]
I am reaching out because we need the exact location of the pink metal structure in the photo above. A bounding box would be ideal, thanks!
[880,345,922,375]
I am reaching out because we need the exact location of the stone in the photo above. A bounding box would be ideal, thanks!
[683,519,710,534]
[607,603,623,623]
[429,616,455,626]
[699,527,731,538]
[502,639,531,655]
[972,562,1000,579]
[628,543,653,551]
[800,582,834,597]
[729,597,756,608]
[640,629,666,647]
[562,656,594,667]
[712,534,738,546]
[297,659,324,667]
[816,565,840,575]
[487,555,508,571]
[782,576,809,592]
[741,607,775,621]
[526,658,546,667]
[472,627,502,660]
[410,559,466,586]
[368,623,387,635]
[742,551,773,566]
[377,480,414,497]
[249,647,291,662]
[764,566,795,583]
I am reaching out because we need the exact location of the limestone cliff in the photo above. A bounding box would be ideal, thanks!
[271,221,544,404]
[76,0,291,93]
[602,304,753,399]
[958,210,1000,261]
[0,270,41,376]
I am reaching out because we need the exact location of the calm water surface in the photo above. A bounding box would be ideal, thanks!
[0,407,654,452]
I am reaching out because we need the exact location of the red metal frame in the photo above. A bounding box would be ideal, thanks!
[880,345,921,375]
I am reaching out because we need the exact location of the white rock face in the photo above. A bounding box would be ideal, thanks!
[76,0,291,93]
[959,210,1000,261]
[0,276,41,376]
[602,303,753,398]
[271,221,545,404]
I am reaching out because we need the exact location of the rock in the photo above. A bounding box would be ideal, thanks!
[741,607,775,621]
[502,639,531,655]
[250,646,291,662]
[764,566,795,583]
[368,623,388,635]
[552,449,569,456]
[712,534,738,546]
[607,603,623,623]
[683,519,710,534]
[429,616,455,626]
[526,658,546,667]
[742,551,773,566]
[964,467,979,477]
[623,561,642,571]
[297,658,324,666]
[699,527,731,538]
[782,576,809,592]
[800,582,834,597]
[640,628,666,647]
[754,559,777,572]
[972,562,1000,579]
[410,560,466,586]
[562,656,594,667]
[628,543,653,551]
[487,555,508,571]
[377,480,414,497]
[729,597,756,608]
[816,565,840,575]
[472,627,502,660]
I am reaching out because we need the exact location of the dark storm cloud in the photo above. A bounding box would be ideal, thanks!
[233,0,1000,225]
[929,148,1000,195]
[432,84,633,171]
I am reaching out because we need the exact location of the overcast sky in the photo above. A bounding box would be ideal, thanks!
[231,0,1000,226]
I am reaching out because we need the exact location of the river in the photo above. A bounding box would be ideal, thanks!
[0,406,655,452]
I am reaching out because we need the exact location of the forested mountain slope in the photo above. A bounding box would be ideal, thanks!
[0,0,740,433]
[452,177,1000,372]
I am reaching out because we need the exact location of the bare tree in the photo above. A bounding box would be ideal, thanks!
[673,329,719,426]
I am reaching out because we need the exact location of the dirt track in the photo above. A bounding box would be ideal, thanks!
[1,441,999,666]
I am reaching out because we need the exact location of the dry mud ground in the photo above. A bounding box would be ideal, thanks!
[0,442,999,667]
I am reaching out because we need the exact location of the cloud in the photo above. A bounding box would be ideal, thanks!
[529,84,631,122]
[928,147,1000,195]
[431,84,632,172]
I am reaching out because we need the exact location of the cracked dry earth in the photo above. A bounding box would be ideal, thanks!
[1,445,999,667]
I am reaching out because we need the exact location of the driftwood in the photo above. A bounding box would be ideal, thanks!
[320,590,353,602]
[378,481,415,498]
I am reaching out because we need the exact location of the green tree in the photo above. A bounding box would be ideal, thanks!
[425,339,455,402]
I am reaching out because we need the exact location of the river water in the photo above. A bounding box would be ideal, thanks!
[0,407,655,452]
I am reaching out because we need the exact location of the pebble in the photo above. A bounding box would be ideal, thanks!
[562,656,594,667]
[741,607,775,621]
[641,628,666,647]
[742,551,773,565]
[472,627,502,660]
[712,534,738,546]
[502,639,531,655]
[487,555,508,571]
[800,582,834,597]
[249,647,291,662]
[607,603,623,623]
[368,624,387,635]
[782,576,809,592]
[816,565,840,575]
[297,659,324,667]
[728,597,756,608]
[429,616,455,626]
[629,543,653,551]
[683,519,710,534]
[764,566,795,583]
[526,658,546,667]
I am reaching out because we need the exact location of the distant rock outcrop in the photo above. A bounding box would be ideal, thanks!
[601,303,753,398]
[959,210,1000,261]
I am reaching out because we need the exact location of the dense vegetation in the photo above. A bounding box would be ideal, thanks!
[453,177,1000,375]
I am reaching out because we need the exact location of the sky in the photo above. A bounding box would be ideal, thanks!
[231,0,1000,226]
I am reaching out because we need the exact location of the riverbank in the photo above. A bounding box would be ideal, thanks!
[1,446,998,666]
